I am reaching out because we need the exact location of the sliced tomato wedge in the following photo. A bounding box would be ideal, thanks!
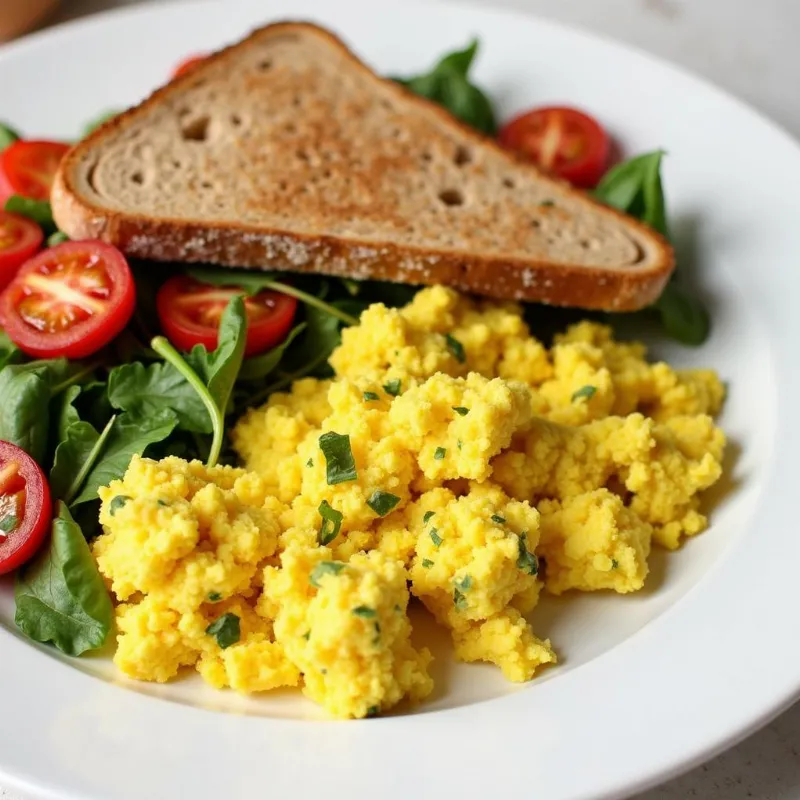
[0,440,52,575]
[0,140,70,204]
[157,275,298,357]
[171,54,208,80]
[0,211,43,289]
[498,106,611,188]
[0,241,136,359]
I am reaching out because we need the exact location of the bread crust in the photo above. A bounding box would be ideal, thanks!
[51,21,674,311]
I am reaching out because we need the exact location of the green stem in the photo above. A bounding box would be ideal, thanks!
[151,336,223,468]
[262,281,358,326]
[50,362,98,396]
[63,415,116,506]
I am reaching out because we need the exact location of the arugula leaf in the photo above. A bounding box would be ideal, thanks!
[238,321,306,382]
[71,409,178,505]
[15,502,113,656]
[0,122,20,152]
[4,196,56,234]
[108,361,211,433]
[395,39,496,135]
[0,359,72,464]
[81,109,121,137]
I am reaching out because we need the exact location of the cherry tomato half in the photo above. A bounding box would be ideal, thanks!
[0,440,52,575]
[0,211,43,290]
[157,275,298,357]
[498,106,611,188]
[171,54,208,80]
[0,140,70,204]
[0,241,136,359]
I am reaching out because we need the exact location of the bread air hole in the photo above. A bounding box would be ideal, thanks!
[439,188,464,207]
[181,115,210,142]
[131,171,144,186]
[421,151,433,163]
[230,114,242,127]
[454,146,472,166]
[258,59,273,71]
[503,177,515,188]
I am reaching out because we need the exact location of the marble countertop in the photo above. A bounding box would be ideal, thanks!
[2,1,799,798]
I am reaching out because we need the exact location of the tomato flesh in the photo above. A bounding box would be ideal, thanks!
[0,211,43,289]
[0,241,136,359]
[498,106,611,188]
[157,276,298,357]
[0,140,70,204]
[171,54,208,80]
[0,441,52,575]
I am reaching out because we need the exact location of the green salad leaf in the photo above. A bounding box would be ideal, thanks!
[4,196,57,233]
[15,502,113,656]
[0,122,20,153]
[395,39,496,135]
[237,321,306,382]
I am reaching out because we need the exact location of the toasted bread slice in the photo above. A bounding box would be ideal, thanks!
[52,21,673,310]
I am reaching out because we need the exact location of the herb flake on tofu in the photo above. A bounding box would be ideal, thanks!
[319,431,357,485]
[206,613,240,649]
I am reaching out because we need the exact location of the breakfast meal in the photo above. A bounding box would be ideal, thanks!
[0,21,725,719]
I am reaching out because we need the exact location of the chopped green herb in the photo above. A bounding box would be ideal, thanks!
[423,510,435,524]
[454,588,468,610]
[4,196,56,233]
[0,514,17,534]
[373,621,381,644]
[457,440,463,450]
[611,559,619,570]
[310,560,347,588]
[367,490,401,517]
[206,613,240,649]
[434,447,446,460]
[207,591,222,602]
[571,385,598,403]
[516,532,539,576]
[452,406,469,416]
[429,529,443,547]
[454,574,473,592]
[306,458,314,467]
[540,199,555,208]
[363,391,380,402]
[352,606,377,619]
[491,514,506,525]
[108,495,130,516]
[394,604,401,613]
[422,558,434,568]
[366,705,380,717]
[302,631,311,641]
[445,333,466,363]
[319,431,357,485]
[383,379,402,397]
[156,499,170,507]
[317,500,344,546]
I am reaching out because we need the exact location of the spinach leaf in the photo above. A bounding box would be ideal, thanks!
[46,231,69,247]
[15,502,113,656]
[71,409,178,505]
[0,359,72,464]
[595,151,710,345]
[238,321,306,382]
[395,39,496,135]
[0,122,20,153]
[54,385,82,441]
[108,361,211,433]
[81,109,121,137]
[50,421,101,500]
[0,330,22,370]
[4,196,56,234]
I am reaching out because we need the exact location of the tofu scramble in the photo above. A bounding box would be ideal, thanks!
[93,286,726,718]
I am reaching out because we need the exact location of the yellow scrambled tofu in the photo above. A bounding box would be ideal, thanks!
[93,286,726,718]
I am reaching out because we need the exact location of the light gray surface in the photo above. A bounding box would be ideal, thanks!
[1,1,799,798]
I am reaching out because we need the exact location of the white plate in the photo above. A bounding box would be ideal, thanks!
[0,1,798,798]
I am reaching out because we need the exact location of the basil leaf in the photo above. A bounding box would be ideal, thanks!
[309,560,346,588]
[367,490,400,517]
[4,196,56,234]
[571,385,598,402]
[15,502,113,656]
[0,359,72,464]
[71,409,178,505]
[0,122,20,153]
[206,613,240,649]
[238,321,306,382]
[395,39,496,135]
[108,361,211,433]
[81,109,121,137]
[318,500,344,546]
[186,295,247,417]
[654,282,710,346]
[319,431,357,485]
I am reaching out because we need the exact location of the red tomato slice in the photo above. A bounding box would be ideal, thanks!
[0,211,43,289]
[157,275,298,357]
[498,106,611,188]
[171,54,208,80]
[0,241,136,359]
[0,140,70,204]
[0,440,52,575]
